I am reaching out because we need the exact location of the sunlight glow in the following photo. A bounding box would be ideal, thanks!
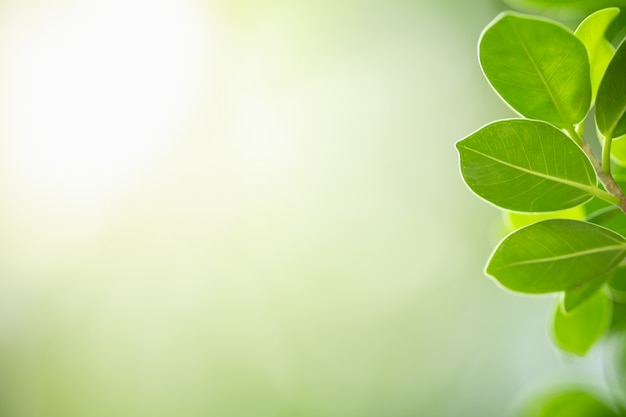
[2,0,209,207]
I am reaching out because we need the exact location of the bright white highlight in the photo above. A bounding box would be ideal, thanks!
[2,0,209,207]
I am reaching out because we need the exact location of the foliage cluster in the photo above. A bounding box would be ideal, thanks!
[457,2,626,415]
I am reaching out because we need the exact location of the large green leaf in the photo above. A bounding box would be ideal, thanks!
[479,12,591,128]
[516,387,619,417]
[487,219,626,294]
[575,8,620,102]
[596,38,626,138]
[456,120,598,212]
[551,290,610,355]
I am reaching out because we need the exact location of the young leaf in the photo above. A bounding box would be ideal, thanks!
[487,219,626,294]
[479,12,591,129]
[575,7,620,102]
[607,133,626,166]
[456,120,598,212]
[551,290,610,356]
[562,273,610,314]
[596,38,626,138]
[515,387,619,417]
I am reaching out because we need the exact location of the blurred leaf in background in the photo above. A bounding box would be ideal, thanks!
[515,386,619,417]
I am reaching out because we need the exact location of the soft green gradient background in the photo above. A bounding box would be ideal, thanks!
[0,0,604,416]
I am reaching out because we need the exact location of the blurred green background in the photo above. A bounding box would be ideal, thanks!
[0,0,606,416]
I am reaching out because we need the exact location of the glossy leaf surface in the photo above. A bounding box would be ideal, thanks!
[575,7,619,101]
[596,38,626,138]
[551,290,610,355]
[487,219,626,294]
[456,120,597,212]
[480,12,591,128]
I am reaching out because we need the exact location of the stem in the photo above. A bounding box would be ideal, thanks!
[563,126,626,212]
[603,132,614,174]
[592,186,621,206]
[581,142,626,213]
[565,125,583,146]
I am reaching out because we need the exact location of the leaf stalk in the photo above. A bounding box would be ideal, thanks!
[581,142,626,212]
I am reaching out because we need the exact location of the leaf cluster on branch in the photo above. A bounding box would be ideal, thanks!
[457,5,626,415]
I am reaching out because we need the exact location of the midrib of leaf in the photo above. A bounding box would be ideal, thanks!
[461,146,597,195]
[494,245,626,268]
[509,21,570,128]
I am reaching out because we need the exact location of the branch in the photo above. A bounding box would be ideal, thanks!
[581,142,626,213]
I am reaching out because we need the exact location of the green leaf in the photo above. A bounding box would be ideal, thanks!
[486,219,626,294]
[606,8,626,41]
[575,8,620,102]
[456,120,598,212]
[608,133,626,166]
[610,300,626,330]
[596,38,626,138]
[610,333,626,398]
[590,207,626,235]
[608,266,626,302]
[516,387,619,417]
[562,273,610,313]
[584,183,626,236]
[479,12,591,128]
[504,206,585,233]
[551,290,611,355]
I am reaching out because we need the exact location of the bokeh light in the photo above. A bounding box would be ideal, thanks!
[0,0,600,416]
